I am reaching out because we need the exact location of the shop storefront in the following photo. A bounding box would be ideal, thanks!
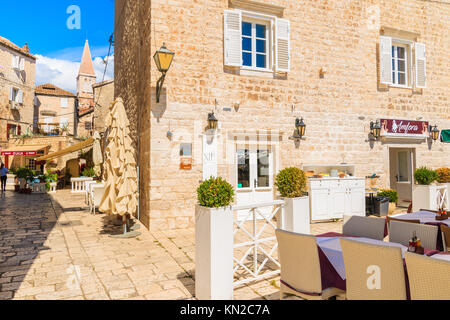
[1,145,50,172]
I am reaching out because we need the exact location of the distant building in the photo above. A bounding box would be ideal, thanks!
[93,79,114,133]
[0,36,36,150]
[35,84,77,136]
[76,40,97,138]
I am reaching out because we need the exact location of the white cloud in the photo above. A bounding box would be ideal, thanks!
[35,54,114,93]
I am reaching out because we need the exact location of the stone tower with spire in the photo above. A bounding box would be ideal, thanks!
[76,40,96,136]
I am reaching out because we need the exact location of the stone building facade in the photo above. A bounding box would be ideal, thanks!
[0,36,36,150]
[115,0,450,231]
[35,84,77,136]
[93,79,115,133]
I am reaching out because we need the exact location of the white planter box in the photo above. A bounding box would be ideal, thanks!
[438,183,450,210]
[283,197,310,234]
[412,184,448,212]
[195,205,234,300]
[6,174,15,186]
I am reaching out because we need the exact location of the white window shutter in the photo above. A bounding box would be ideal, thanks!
[275,18,290,72]
[415,42,426,89]
[19,57,25,71]
[379,36,393,85]
[17,90,23,104]
[61,98,68,108]
[9,87,13,101]
[224,9,242,67]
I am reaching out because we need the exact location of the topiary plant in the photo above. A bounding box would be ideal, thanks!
[15,167,34,180]
[197,177,235,208]
[275,167,308,198]
[436,168,450,183]
[414,167,438,185]
[378,189,399,203]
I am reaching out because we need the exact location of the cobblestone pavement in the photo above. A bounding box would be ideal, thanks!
[0,189,373,300]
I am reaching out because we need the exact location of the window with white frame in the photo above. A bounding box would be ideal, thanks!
[380,36,426,89]
[61,98,68,108]
[224,9,290,73]
[242,20,269,70]
[9,87,23,104]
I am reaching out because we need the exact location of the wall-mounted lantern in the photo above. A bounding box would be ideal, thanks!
[153,43,175,103]
[295,118,306,139]
[370,120,381,139]
[207,112,218,132]
[430,125,440,142]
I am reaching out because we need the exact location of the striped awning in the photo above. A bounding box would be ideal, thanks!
[1,145,49,156]
[35,138,94,161]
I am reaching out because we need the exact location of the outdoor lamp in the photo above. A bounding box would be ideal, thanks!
[295,118,306,139]
[208,112,218,131]
[430,125,440,141]
[153,43,175,103]
[370,120,381,139]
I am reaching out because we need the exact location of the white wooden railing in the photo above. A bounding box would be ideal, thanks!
[71,177,94,193]
[436,186,449,210]
[232,201,284,287]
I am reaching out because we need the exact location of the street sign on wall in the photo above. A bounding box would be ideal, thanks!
[380,119,429,138]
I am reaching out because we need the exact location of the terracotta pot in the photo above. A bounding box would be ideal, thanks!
[388,202,397,215]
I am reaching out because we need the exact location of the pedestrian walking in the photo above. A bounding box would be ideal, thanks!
[1,163,8,193]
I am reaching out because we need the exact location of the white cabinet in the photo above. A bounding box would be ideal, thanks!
[310,178,366,222]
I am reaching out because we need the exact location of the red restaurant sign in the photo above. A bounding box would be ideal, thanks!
[1,151,37,156]
[380,119,429,138]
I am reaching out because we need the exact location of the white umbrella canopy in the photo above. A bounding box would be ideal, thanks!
[99,98,138,217]
[92,131,103,177]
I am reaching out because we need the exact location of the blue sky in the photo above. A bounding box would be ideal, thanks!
[0,0,115,92]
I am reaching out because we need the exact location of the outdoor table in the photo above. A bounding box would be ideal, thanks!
[430,252,450,262]
[315,232,440,299]
[390,211,449,251]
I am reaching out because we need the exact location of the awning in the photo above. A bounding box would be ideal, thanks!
[1,145,49,156]
[36,138,94,161]
[441,129,450,143]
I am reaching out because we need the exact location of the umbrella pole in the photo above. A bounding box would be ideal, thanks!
[123,215,127,235]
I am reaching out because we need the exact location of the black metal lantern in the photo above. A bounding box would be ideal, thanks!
[430,125,440,141]
[208,112,218,131]
[296,118,306,139]
[370,120,381,139]
[153,43,175,103]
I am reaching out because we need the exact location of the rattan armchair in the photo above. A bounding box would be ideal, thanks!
[340,238,407,300]
[441,224,450,252]
[275,229,345,300]
[389,220,438,250]
[405,252,450,300]
[342,215,386,240]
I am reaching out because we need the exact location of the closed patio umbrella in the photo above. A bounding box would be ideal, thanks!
[99,97,139,236]
[92,131,103,177]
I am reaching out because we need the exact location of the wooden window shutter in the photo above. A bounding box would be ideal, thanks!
[275,18,290,72]
[17,125,21,136]
[379,36,393,85]
[17,90,23,104]
[415,42,426,89]
[6,124,10,139]
[19,57,25,71]
[224,9,242,67]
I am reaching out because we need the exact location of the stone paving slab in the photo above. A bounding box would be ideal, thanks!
[0,189,402,300]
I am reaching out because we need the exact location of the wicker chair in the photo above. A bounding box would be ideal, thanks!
[441,224,450,252]
[386,216,420,226]
[275,229,345,300]
[340,238,407,300]
[405,252,450,300]
[389,220,438,250]
[342,215,386,240]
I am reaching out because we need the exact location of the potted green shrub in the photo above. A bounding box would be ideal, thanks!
[412,167,441,212]
[275,167,310,234]
[436,168,450,210]
[195,177,235,300]
[377,189,399,215]
[15,167,34,190]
